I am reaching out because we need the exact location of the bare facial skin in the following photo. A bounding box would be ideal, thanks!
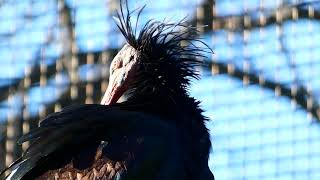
[101,44,139,105]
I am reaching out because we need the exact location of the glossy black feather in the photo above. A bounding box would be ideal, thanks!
[3,104,188,179]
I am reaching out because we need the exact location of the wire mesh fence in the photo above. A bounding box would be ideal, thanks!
[0,0,319,179]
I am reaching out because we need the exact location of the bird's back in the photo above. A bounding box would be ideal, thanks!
[4,104,188,180]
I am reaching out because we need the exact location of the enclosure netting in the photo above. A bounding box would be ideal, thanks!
[0,0,319,179]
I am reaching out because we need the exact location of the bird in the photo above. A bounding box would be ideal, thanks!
[1,1,214,180]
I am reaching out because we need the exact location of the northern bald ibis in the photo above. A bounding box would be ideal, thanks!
[1,2,214,180]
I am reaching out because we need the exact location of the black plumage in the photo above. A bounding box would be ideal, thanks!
[1,1,214,179]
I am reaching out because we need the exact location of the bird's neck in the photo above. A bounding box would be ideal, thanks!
[121,85,211,168]
[130,84,182,99]
[122,86,199,117]
[118,84,211,171]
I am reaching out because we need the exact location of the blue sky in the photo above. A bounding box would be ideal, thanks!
[0,0,320,179]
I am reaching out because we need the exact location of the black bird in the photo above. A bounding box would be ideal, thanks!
[1,2,214,180]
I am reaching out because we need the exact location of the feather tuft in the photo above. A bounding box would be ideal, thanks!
[114,0,213,98]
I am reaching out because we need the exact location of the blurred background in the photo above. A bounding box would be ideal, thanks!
[0,0,320,179]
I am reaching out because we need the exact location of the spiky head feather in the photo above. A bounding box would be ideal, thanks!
[113,1,212,98]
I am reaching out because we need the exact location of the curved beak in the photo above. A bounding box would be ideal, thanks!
[101,69,128,105]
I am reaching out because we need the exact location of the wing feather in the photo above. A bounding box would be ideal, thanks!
[2,104,180,180]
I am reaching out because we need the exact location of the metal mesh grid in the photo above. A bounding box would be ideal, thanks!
[0,0,320,179]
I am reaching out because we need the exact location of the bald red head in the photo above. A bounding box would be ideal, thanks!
[101,44,140,105]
